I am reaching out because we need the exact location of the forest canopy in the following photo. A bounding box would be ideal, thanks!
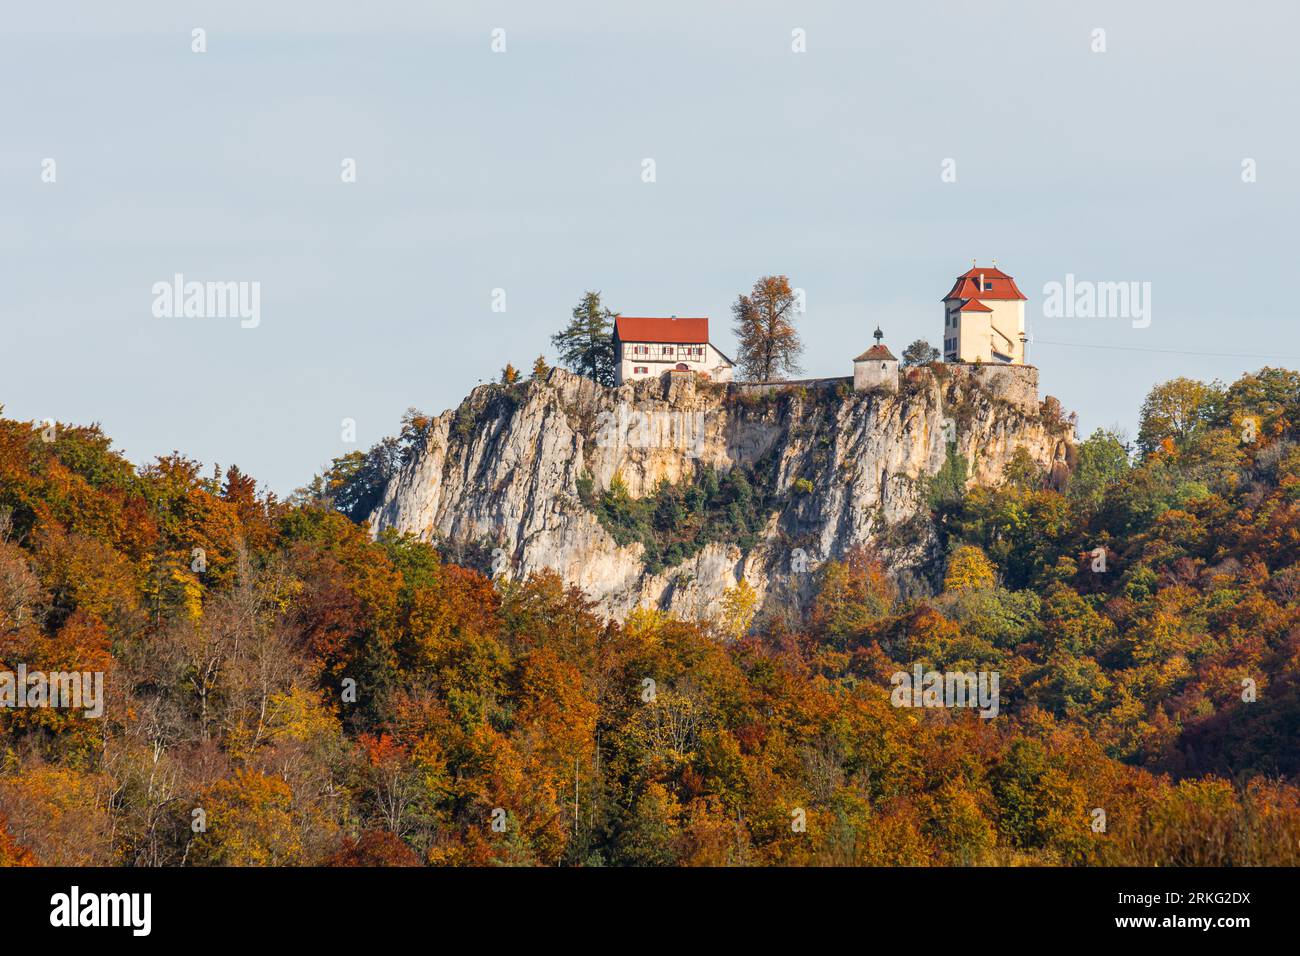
[1,368,1298,866]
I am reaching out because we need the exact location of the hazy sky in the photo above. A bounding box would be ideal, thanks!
[4,1,1298,494]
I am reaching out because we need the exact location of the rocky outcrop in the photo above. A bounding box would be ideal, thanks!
[369,367,1074,621]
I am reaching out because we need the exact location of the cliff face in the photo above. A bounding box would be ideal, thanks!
[369,367,1074,621]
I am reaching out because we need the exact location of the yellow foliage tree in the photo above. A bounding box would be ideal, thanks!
[190,769,304,866]
[944,545,996,593]
[720,578,758,641]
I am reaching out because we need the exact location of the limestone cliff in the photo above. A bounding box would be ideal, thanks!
[368,366,1074,621]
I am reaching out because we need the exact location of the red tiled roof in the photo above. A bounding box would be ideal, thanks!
[943,265,1027,302]
[614,316,709,344]
[959,298,993,312]
[854,344,897,362]
[960,266,1012,279]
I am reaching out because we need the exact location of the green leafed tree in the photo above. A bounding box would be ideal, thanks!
[1136,377,1221,455]
[552,291,616,386]
[1069,428,1130,506]
[901,339,940,367]
[293,438,400,522]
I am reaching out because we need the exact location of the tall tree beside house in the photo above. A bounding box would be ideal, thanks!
[731,275,803,381]
[902,339,940,367]
[552,291,616,386]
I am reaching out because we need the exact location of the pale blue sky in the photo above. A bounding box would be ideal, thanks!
[4,1,1298,493]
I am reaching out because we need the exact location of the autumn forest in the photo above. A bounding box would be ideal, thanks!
[1,367,1299,867]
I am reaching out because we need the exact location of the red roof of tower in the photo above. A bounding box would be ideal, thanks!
[943,265,1027,302]
[614,316,710,344]
[854,343,898,362]
[959,298,993,312]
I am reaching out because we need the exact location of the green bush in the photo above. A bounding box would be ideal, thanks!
[585,465,776,573]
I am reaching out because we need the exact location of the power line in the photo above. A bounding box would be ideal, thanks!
[1029,339,1300,363]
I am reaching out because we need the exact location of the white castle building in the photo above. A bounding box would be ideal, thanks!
[612,261,1029,395]
[941,262,1027,364]
[613,315,735,385]
[851,261,1034,395]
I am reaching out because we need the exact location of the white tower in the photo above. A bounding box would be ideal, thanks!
[942,261,1027,364]
[853,326,899,392]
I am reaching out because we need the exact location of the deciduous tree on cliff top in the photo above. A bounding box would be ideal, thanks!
[731,275,803,381]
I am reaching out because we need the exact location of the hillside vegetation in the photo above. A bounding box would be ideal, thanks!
[0,368,1298,866]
